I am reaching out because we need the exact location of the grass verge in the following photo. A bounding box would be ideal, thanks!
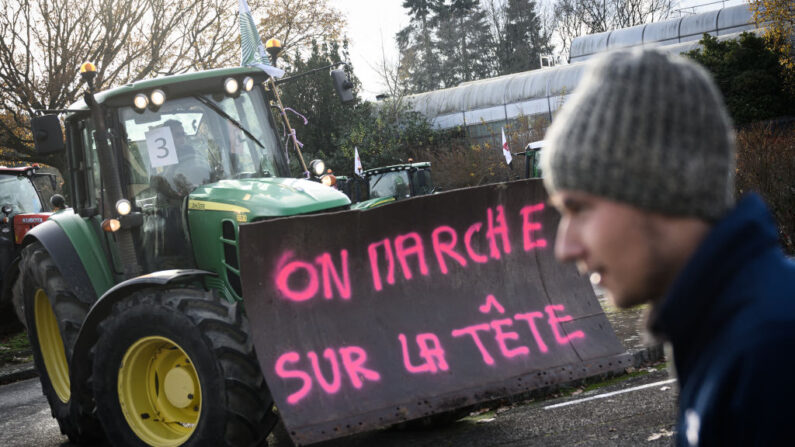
[0,330,32,367]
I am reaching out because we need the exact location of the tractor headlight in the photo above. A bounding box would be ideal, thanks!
[115,199,132,216]
[150,89,166,106]
[242,76,254,92]
[101,218,121,232]
[309,159,325,177]
[224,77,239,95]
[133,93,149,110]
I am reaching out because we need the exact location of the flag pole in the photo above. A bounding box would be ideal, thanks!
[238,0,307,174]
[268,77,309,175]
[500,127,515,180]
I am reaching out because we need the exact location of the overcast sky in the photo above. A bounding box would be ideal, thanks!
[328,0,747,100]
[328,0,410,100]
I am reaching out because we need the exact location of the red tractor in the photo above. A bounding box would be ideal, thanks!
[0,165,62,333]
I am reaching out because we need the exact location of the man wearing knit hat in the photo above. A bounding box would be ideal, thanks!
[540,47,795,446]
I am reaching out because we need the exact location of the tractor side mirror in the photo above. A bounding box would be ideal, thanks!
[331,69,355,104]
[30,114,65,154]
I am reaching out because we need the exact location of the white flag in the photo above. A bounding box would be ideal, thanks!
[354,146,363,176]
[239,0,285,78]
[501,128,513,165]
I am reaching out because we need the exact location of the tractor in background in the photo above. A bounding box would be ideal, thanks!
[516,140,544,179]
[0,165,62,333]
[337,161,435,209]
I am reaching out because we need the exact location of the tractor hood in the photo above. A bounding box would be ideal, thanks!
[188,177,350,221]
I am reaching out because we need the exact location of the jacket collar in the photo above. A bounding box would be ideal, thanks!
[649,194,780,371]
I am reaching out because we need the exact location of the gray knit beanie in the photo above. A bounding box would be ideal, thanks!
[540,48,735,221]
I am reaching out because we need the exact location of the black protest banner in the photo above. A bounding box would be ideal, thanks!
[239,179,628,445]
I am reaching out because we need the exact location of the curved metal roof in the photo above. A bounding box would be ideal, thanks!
[404,4,759,130]
[569,4,757,63]
[406,64,585,129]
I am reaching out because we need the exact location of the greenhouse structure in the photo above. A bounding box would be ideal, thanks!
[404,4,760,147]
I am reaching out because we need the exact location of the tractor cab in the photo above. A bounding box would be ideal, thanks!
[0,165,58,247]
[31,65,350,282]
[0,165,59,216]
[342,161,433,209]
[366,162,434,199]
[0,165,60,331]
[108,72,301,271]
[520,140,545,179]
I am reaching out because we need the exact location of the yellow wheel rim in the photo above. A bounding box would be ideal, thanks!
[34,289,70,403]
[118,336,202,447]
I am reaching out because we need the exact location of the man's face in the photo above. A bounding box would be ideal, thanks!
[549,190,672,308]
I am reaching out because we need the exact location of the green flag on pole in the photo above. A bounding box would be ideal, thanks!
[239,0,284,78]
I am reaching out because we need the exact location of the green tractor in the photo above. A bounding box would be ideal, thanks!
[517,140,544,179]
[20,62,353,446]
[346,161,435,209]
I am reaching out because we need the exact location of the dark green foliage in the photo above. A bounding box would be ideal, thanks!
[403,0,445,21]
[278,39,448,176]
[398,0,552,93]
[331,100,449,172]
[435,0,495,87]
[0,331,30,365]
[499,0,552,74]
[398,0,445,92]
[687,33,795,125]
[686,33,794,253]
[278,39,355,172]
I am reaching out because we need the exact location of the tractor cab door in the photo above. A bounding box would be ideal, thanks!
[342,176,369,203]
[68,117,127,278]
[68,113,194,277]
[409,168,434,196]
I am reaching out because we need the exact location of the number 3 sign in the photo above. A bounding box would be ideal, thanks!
[145,126,179,168]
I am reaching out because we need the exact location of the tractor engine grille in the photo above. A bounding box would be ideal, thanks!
[221,220,243,297]
[218,204,350,299]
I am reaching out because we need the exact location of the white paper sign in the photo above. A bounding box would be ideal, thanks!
[145,127,179,168]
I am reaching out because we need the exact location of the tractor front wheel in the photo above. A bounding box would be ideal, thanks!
[92,287,277,447]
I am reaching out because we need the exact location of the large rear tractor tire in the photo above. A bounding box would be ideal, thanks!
[19,242,103,444]
[0,266,23,334]
[92,287,277,447]
[11,270,26,330]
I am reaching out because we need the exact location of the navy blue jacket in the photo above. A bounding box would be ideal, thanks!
[651,194,795,446]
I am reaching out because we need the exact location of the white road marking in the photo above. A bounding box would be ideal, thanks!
[544,378,677,410]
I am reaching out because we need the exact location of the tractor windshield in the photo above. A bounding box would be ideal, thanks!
[369,171,410,199]
[120,87,288,201]
[0,174,43,215]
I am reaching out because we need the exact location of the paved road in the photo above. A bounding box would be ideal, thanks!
[0,369,676,446]
[0,378,68,447]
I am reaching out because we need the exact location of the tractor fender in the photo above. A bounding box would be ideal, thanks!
[68,269,217,416]
[29,211,115,298]
[23,219,98,305]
